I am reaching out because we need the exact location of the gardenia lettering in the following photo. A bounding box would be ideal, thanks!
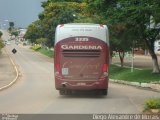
[61,45,102,50]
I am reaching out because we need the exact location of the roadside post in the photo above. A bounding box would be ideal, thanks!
[131,49,134,72]
[125,51,134,72]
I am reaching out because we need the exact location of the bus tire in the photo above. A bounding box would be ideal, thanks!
[59,90,65,95]
[59,90,72,95]
[101,89,108,95]
[66,90,72,95]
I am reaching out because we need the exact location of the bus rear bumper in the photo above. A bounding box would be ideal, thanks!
[55,79,108,91]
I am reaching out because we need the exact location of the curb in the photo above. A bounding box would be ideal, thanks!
[110,79,160,92]
[0,48,19,91]
[112,63,143,70]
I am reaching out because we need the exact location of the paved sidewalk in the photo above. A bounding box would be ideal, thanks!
[112,55,160,69]
[0,48,17,90]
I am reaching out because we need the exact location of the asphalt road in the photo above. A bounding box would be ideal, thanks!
[0,31,160,114]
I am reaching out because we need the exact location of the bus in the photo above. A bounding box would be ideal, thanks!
[54,23,109,95]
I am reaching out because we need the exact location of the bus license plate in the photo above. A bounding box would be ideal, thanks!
[77,83,86,86]
[62,68,69,75]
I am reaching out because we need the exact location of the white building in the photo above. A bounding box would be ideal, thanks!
[18,29,27,41]
[154,40,160,53]
[150,16,160,54]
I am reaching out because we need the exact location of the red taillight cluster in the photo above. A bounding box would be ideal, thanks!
[56,64,60,73]
[99,64,108,80]
[55,64,62,78]
[103,64,108,72]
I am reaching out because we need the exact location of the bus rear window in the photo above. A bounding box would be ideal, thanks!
[62,50,101,58]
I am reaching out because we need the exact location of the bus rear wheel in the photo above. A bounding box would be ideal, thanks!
[59,90,72,95]
[100,89,108,95]
[59,90,65,95]
[93,90,108,96]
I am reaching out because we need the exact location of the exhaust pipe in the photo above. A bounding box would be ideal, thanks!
[62,82,67,88]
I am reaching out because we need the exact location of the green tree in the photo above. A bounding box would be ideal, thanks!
[40,1,87,47]
[110,24,135,67]
[8,22,15,32]
[0,41,4,52]
[113,0,160,73]
[0,31,4,52]
[11,30,19,37]
[24,21,43,43]
[86,0,160,73]
[26,1,87,47]
[36,38,48,46]
[85,0,135,67]
[0,31,3,38]
[41,0,83,8]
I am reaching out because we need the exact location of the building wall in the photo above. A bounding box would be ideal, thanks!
[154,40,160,55]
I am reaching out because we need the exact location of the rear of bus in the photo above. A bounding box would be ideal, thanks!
[54,24,109,95]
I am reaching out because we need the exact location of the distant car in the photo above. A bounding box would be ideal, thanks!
[23,42,27,46]
[3,40,8,45]
[6,41,11,45]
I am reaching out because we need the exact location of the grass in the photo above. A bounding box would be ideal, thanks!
[37,48,54,58]
[109,65,160,83]
[31,45,54,58]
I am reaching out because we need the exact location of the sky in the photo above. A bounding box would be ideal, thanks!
[0,0,47,28]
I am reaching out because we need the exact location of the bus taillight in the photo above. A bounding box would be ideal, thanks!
[56,64,60,73]
[103,64,108,72]
[103,64,108,78]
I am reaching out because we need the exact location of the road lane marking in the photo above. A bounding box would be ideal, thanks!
[0,48,19,91]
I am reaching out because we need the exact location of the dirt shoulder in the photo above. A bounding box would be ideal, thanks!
[0,48,17,90]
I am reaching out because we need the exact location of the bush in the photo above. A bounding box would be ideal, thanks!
[31,44,41,51]
[144,98,160,110]
[0,31,3,38]
[0,40,4,51]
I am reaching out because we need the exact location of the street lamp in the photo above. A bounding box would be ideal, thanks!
[0,19,9,29]
[4,19,9,29]
[0,20,3,29]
